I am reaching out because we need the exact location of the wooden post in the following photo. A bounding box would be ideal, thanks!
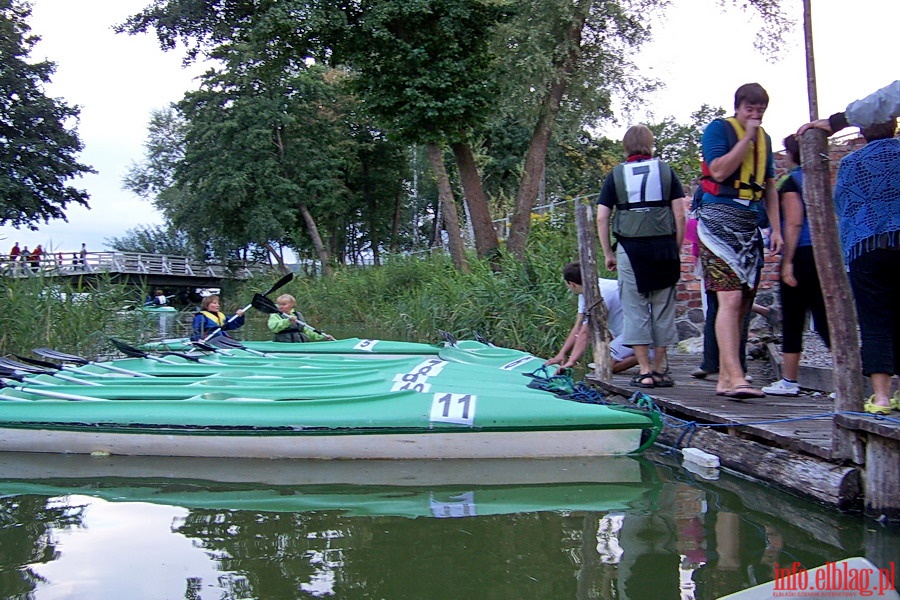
[575,198,611,380]
[802,0,819,121]
[798,130,864,463]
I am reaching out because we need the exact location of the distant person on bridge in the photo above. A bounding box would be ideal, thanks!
[268,294,334,343]
[29,245,43,270]
[191,295,245,341]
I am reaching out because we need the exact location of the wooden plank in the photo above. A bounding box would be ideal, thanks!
[863,433,900,520]
[588,354,836,459]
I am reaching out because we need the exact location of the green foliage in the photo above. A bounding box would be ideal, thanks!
[288,212,612,357]
[104,224,200,256]
[648,103,727,185]
[118,0,790,267]
[123,106,187,201]
[0,275,134,357]
[333,0,511,145]
[0,0,95,229]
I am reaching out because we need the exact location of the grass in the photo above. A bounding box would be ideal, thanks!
[265,212,614,357]
[0,274,136,359]
[1,214,611,360]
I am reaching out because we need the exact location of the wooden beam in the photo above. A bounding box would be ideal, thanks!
[575,197,611,380]
[799,130,865,464]
[656,425,861,510]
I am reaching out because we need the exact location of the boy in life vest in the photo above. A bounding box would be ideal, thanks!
[268,294,334,343]
[697,82,782,399]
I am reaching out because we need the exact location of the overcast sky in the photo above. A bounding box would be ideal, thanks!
[2,0,897,256]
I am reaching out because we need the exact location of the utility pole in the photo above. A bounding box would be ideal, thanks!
[803,0,818,120]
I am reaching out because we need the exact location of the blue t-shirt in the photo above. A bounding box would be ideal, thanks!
[701,118,775,214]
[778,167,812,248]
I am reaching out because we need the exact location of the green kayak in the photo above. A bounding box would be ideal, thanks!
[0,339,661,459]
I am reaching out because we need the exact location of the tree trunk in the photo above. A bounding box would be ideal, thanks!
[390,190,402,253]
[450,142,499,262]
[576,199,610,380]
[506,1,588,261]
[799,130,864,464]
[264,241,290,273]
[298,203,331,277]
[426,143,469,273]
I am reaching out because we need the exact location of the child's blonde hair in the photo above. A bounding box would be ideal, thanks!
[275,294,296,305]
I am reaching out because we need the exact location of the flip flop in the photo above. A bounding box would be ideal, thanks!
[717,384,766,399]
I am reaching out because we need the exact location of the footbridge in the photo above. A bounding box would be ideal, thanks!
[2,251,269,291]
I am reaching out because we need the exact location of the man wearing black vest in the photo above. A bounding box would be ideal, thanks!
[597,124,686,389]
[697,83,783,399]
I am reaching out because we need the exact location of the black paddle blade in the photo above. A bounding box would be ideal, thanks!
[33,347,90,365]
[190,340,220,352]
[206,335,246,349]
[14,354,60,370]
[109,338,150,359]
[159,351,201,363]
[0,366,28,381]
[473,331,494,346]
[262,272,294,297]
[251,293,280,314]
[0,356,54,374]
[438,330,458,346]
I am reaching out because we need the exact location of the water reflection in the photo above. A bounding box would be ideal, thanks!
[0,451,896,599]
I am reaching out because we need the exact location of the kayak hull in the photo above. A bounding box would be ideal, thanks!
[0,426,645,459]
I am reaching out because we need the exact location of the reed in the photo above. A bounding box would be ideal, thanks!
[0,274,135,358]
[284,212,612,357]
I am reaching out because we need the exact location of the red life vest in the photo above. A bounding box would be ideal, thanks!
[700,117,769,201]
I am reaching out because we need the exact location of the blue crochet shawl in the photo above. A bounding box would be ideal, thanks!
[834,138,900,264]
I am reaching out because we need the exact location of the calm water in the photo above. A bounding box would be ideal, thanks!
[0,449,897,600]
[16,312,890,598]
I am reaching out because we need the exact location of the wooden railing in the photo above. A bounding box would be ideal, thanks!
[1,251,265,279]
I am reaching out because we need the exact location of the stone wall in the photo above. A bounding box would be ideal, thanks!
[672,133,865,341]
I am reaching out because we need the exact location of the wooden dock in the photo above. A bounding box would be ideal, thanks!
[585,354,900,520]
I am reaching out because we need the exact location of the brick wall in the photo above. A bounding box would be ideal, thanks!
[673,133,865,340]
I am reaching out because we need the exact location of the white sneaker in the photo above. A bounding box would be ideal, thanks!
[761,378,800,396]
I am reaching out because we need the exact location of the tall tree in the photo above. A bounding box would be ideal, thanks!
[120,0,791,264]
[0,0,94,229]
[330,0,510,262]
[172,62,354,273]
[123,106,186,202]
[497,0,791,259]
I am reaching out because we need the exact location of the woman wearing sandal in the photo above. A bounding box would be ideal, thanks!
[597,125,686,389]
